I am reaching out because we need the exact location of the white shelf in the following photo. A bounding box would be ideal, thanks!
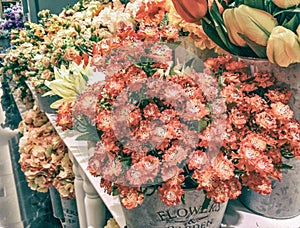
[45,113,126,228]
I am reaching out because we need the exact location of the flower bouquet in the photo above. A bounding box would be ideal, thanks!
[171,0,300,67]
[18,107,75,199]
[56,38,300,226]
[0,3,24,51]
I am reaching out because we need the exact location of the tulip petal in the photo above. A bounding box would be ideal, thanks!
[234,5,277,46]
[272,0,300,9]
[267,26,300,67]
[171,0,207,23]
[223,8,247,46]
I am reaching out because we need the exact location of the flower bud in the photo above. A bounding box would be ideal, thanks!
[272,0,300,9]
[267,26,300,67]
[171,0,208,24]
[223,5,277,47]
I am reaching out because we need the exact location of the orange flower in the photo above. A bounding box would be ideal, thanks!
[158,177,184,206]
[120,187,144,210]
[255,111,277,130]
[171,0,208,24]
[241,172,272,195]
[271,102,294,120]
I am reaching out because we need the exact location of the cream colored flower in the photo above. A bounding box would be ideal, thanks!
[95,5,135,34]
[63,47,80,61]
[104,218,120,228]
[297,25,300,40]
[52,37,65,48]
[40,69,53,80]
[41,57,51,68]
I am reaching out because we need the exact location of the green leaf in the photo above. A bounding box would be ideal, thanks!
[201,196,211,212]
[208,2,232,48]
[281,14,299,31]
[198,119,208,133]
[279,163,293,170]
[76,132,100,142]
[181,194,186,205]
[273,8,300,17]
[238,33,267,58]
[112,186,119,196]
[243,0,265,10]
[201,18,231,53]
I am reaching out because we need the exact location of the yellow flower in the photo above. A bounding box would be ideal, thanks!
[272,0,300,8]
[297,24,300,40]
[267,26,300,67]
[223,5,277,47]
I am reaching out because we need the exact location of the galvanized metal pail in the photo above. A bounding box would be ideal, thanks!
[122,190,228,228]
[239,158,300,219]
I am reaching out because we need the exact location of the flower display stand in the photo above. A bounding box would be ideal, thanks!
[122,190,227,228]
[61,198,80,228]
[35,92,59,114]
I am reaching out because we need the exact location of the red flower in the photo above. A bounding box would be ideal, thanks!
[102,156,123,181]
[135,1,166,25]
[172,0,208,24]
[229,108,248,129]
[163,145,189,166]
[241,172,272,195]
[56,102,73,131]
[94,110,113,132]
[100,178,113,195]
[143,103,161,120]
[160,109,178,123]
[161,164,183,182]
[72,82,104,119]
[137,24,160,41]
[226,178,242,199]
[160,26,179,41]
[193,167,217,192]
[242,133,267,151]
[253,72,275,88]
[244,95,269,113]
[265,88,292,104]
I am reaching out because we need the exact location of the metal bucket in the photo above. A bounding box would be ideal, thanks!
[122,190,228,228]
[61,198,80,228]
[49,187,64,221]
[239,158,300,219]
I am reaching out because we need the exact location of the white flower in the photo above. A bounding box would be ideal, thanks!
[95,6,135,34]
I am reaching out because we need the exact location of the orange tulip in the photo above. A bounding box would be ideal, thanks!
[171,0,208,24]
